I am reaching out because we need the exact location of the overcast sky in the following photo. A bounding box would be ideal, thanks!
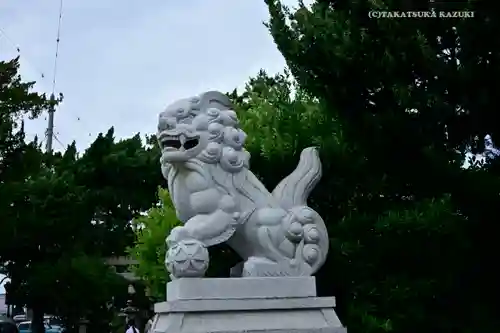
[0,0,312,294]
[0,0,310,153]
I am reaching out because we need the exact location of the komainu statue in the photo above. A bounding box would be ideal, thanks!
[158,91,329,278]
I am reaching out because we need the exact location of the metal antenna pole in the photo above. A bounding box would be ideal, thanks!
[45,93,55,154]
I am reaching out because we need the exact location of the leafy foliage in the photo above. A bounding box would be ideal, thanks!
[264,1,500,332]
[59,128,163,257]
[1,57,163,332]
[0,58,53,263]
[129,188,179,300]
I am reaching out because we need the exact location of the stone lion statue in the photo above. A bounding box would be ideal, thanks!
[158,91,329,278]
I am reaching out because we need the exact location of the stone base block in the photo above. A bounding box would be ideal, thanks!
[166,276,317,301]
[151,277,347,333]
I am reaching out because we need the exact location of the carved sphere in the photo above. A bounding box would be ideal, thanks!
[287,222,304,242]
[226,148,239,164]
[208,123,224,142]
[222,128,246,149]
[205,142,219,155]
[199,142,222,164]
[208,122,222,133]
[165,239,209,279]
[302,244,320,264]
[299,208,315,224]
[303,225,320,243]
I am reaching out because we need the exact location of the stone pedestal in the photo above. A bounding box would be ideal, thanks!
[151,277,346,333]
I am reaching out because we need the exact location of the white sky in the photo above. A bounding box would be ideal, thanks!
[0,0,312,294]
[0,0,311,153]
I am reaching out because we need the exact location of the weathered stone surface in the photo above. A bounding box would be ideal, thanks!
[151,277,347,333]
[166,276,317,301]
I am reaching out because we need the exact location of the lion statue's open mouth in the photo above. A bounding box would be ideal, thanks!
[159,134,200,152]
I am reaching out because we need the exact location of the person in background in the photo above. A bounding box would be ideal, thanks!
[125,319,139,333]
[144,318,153,333]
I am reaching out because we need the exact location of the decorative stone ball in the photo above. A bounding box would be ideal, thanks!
[165,239,209,279]
[303,224,320,244]
[302,244,320,265]
[287,221,304,242]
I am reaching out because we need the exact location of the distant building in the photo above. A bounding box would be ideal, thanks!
[105,256,145,301]
[105,256,139,282]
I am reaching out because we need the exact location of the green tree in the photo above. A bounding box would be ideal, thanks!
[128,59,491,333]
[0,58,52,254]
[67,128,162,257]
[28,254,128,333]
[40,131,162,330]
[0,57,54,333]
[1,57,163,332]
[2,149,128,333]
[265,1,499,332]
[129,188,179,300]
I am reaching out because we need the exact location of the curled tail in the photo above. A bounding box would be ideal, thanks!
[272,147,322,209]
[273,147,328,275]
